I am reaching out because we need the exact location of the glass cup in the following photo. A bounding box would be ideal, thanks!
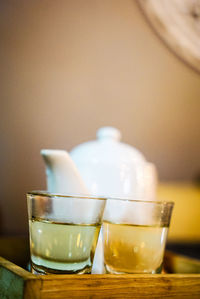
[27,191,106,274]
[102,198,174,274]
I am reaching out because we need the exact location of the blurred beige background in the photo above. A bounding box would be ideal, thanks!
[0,0,200,235]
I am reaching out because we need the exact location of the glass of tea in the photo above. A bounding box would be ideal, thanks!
[27,191,106,274]
[103,198,174,274]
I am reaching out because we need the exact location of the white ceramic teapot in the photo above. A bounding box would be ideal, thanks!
[41,126,158,273]
[41,127,157,199]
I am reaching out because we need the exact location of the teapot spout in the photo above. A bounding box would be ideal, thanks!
[41,149,88,195]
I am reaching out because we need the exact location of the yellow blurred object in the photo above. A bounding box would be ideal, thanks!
[157,183,200,242]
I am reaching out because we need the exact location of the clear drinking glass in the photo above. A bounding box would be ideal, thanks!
[27,191,106,274]
[103,198,174,274]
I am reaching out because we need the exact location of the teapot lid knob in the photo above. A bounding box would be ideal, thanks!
[96,126,121,141]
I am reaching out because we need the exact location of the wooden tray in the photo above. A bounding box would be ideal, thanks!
[0,237,200,298]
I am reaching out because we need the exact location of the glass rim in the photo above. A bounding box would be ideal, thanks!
[27,191,174,207]
[106,196,174,207]
[27,190,107,201]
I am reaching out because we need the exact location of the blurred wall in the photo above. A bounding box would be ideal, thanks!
[0,0,200,234]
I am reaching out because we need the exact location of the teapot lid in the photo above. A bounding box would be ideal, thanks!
[96,127,121,141]
[70,126,146,165]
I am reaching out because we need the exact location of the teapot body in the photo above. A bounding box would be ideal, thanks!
[70,127,157,200]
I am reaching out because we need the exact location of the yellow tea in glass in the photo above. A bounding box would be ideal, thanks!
[27,192,106,274]
[103,198,173,274]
